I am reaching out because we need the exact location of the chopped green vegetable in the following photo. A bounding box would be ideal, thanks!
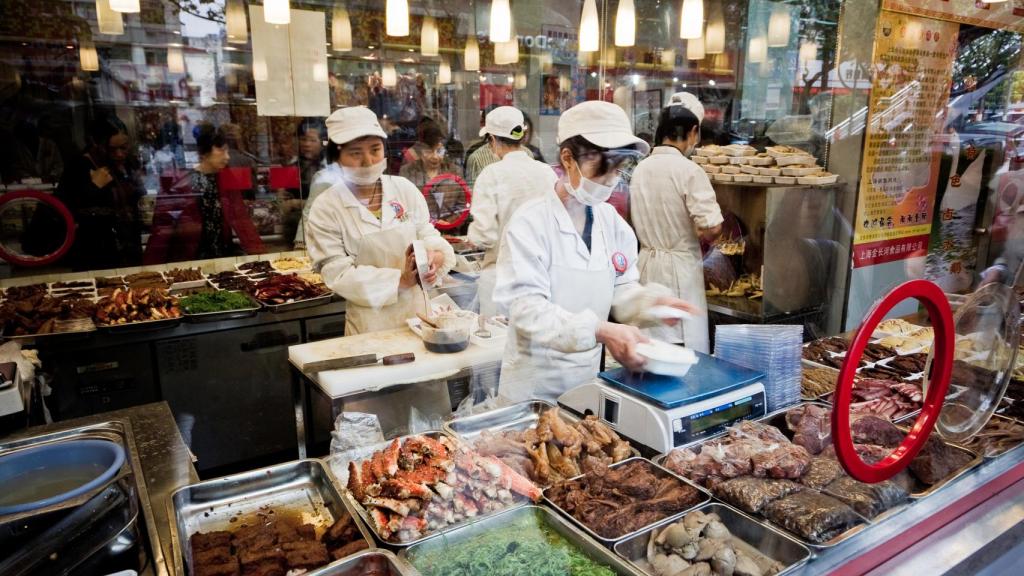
[180,291,255,314]
[408,510,617,576]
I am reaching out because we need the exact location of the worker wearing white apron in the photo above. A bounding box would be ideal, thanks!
[468,107,557,317]
[630,93,723,353]
[493,101,697,403]
[306,107,456,336]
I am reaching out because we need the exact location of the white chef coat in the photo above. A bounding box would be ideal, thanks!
[493,190,670,402]
[296,163,343,246]
[468,150,557,316]
[630,146,723,352]
[305,174,455,335]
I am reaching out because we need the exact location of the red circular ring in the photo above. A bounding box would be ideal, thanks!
[422,173,472,231]
[831,279,954,483]
[0,190,76,267]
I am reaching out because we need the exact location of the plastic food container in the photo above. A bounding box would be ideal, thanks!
[636,341,699,377]
[0,439,126,515]
[420,314,471,353]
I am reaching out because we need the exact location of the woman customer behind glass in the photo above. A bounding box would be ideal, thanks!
[306,107,456,335]
[399,122,466,226]
[192,124,235,258]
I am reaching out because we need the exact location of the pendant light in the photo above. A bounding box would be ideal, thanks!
[79,40,99,71]
[661,48,676,69]
[253,56,268,81]
[767,3,791,48]
[386,0,409,36]
[680,0,704,40]
[226,0,248,44]
[382,63,398,87]
[559,74,570,92]
[579,0,599,52]
[109,0,139,13]
[799,40,817,64]
[96,1,124,35]
[464,36,480,71]
[439,59,452,84]
[495,38,518,65]
[748,35,766,64]
[704,4,725,54]
[688,36,705,60]
[313,62,328,82]
[332,6,352,51]
[167,46,185,74]
[515,72,527,89]
[490,0,512,43]
[421,16,439,56]
[615,0,636,48]
[980,0,1007,3]
[264,0,290,25]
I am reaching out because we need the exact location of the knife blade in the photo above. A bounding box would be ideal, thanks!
[302,352,415,374]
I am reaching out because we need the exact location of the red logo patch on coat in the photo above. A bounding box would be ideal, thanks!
[611,252,628,275]
[389,201,406,220]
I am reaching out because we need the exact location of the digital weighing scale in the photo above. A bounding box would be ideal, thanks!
[558,351,767,453]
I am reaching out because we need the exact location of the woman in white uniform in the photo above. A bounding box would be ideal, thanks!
[469,106,557,317]
[630,93,723,353]
[306,107,456,335]
[493,101,696,403]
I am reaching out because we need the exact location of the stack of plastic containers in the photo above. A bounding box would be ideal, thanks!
[715,324,803,412]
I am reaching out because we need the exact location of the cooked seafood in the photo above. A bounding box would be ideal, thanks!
[94,288,181,325]
[642,509,786,576]
[347,435,541,543]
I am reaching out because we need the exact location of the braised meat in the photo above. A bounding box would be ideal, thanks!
[664,421,810,486]
[763,491,862,543]
[823,476,907,518]
[545,460,703,539]
[799,457,845,490]
[712,477,803,514]
[193,558,239,576]
[909,436,974,485]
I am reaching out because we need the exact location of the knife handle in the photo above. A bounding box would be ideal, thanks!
[382,353,416,365]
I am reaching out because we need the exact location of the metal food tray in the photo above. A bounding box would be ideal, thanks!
[97,315,182,332]
[181,292,262,323]
[259,292,333,313]
[613,502,812,576]
[0,321,98,340]
[891,430,983,500]
[169,459,374,576]
[306,549,417,576]
[400,505,646,576]
[330,430,532,547]
[542,456,711,546]
[958,413,1024,459]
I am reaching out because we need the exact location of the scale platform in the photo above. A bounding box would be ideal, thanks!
[559,350,768,454]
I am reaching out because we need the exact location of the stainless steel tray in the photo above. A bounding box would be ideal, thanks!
[169,458,373,576]
[181,292,262,323]
[306,549,418,576]
[260,292,333,313]
[443,399,564,440]
[613,502,812,576]
[331,430,532,547]
[401,505,645,576]
[97,316,182,332]
[542,456,711,546]
[898,437,983,500]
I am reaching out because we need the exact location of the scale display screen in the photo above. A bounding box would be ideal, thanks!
[672,393,765,446]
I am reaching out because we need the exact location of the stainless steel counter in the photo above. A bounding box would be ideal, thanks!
[2,402,197,576]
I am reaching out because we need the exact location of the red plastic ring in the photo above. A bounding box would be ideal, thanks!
[0,190,76,267]
[422,173,472,231]
[831,279,954,483]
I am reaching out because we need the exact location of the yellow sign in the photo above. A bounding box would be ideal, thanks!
[883,0,1024,34]
[853,11,960,267]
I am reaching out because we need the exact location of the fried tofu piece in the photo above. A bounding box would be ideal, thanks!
[330,539,369,560]
[194,558,239,576]
[191,530,233,551]
[193,545,233,566]
[281,540,330,570]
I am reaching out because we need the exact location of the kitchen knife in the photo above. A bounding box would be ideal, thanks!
[302,352,415,374]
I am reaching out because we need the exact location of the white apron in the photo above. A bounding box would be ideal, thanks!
[477,265,497,317]
[639,244,710,353]
[344,222,425,335]
[498,228,616,403]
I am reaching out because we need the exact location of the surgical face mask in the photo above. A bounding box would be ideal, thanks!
[565,162,619,206]
[342,158,386,186]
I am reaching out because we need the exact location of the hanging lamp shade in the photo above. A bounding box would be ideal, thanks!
[226,0,248,43]
[495,38,518,65]
[515,72,527,89]
[580,0,599,52]
[799,40,817,63]
[253,56,268,81]
[748,35,766,64]
[688,36,705,60]
[464,36,480,71]
[96,1,124,35]
[80,40,99,71]
[108,0,139,13]
[422,16,439,56]
[264,0,290,25]
[680,0,704,40]
[767,3,791,47]
[386,0,409,36]
[167,46,185,73]
[439,59,452,84]
[704,7,725,54]
[490,0,512,43]
[661,48,676,69]
[332,6,351,51]
[615,0,636,47]
[382,63,398,87]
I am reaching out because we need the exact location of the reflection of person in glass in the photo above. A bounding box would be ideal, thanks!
[305,107,456,335]
[399,123,465,225]
[54,117,144,270]
[192,124,234,258]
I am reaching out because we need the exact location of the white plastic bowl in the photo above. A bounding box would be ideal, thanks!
[636,340,699,377]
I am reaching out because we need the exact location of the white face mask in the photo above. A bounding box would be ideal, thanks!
[565,162,618,206]
[342,159,386,186]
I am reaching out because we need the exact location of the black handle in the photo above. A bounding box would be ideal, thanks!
[240,331,300,351]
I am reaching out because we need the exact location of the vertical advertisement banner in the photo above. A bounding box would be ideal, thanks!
[852,11,960,268]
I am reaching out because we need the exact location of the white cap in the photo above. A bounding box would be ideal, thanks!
[480,106,526,140]
[667,92,705,124]
[326,106,387,145]
[557,101,650,154]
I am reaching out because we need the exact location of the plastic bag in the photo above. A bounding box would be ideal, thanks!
[823,476,907,519]
[712,477,804,514]
[763,491,861,543]
[329,411,385,456]
[799,457,844,490]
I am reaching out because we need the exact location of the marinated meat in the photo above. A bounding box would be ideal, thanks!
[546,460,703,539]
[194,546,233,565]
[802,367,838,398]
[194,559,239,576]
[281,540,330,569]
[887,353,928,377]
[909,437,974,485]
[712,477,803,513]
[862,343,897,362]
[191,531,232,551]
[786,404,831,455]
[823,476,907,518]
[763,491,862,543]
[330,539,370,560]
[799,457,844,490]
[750,443,811,479]
[664,421,810,486]
[850,416,905,447]
[951,360,995,389]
